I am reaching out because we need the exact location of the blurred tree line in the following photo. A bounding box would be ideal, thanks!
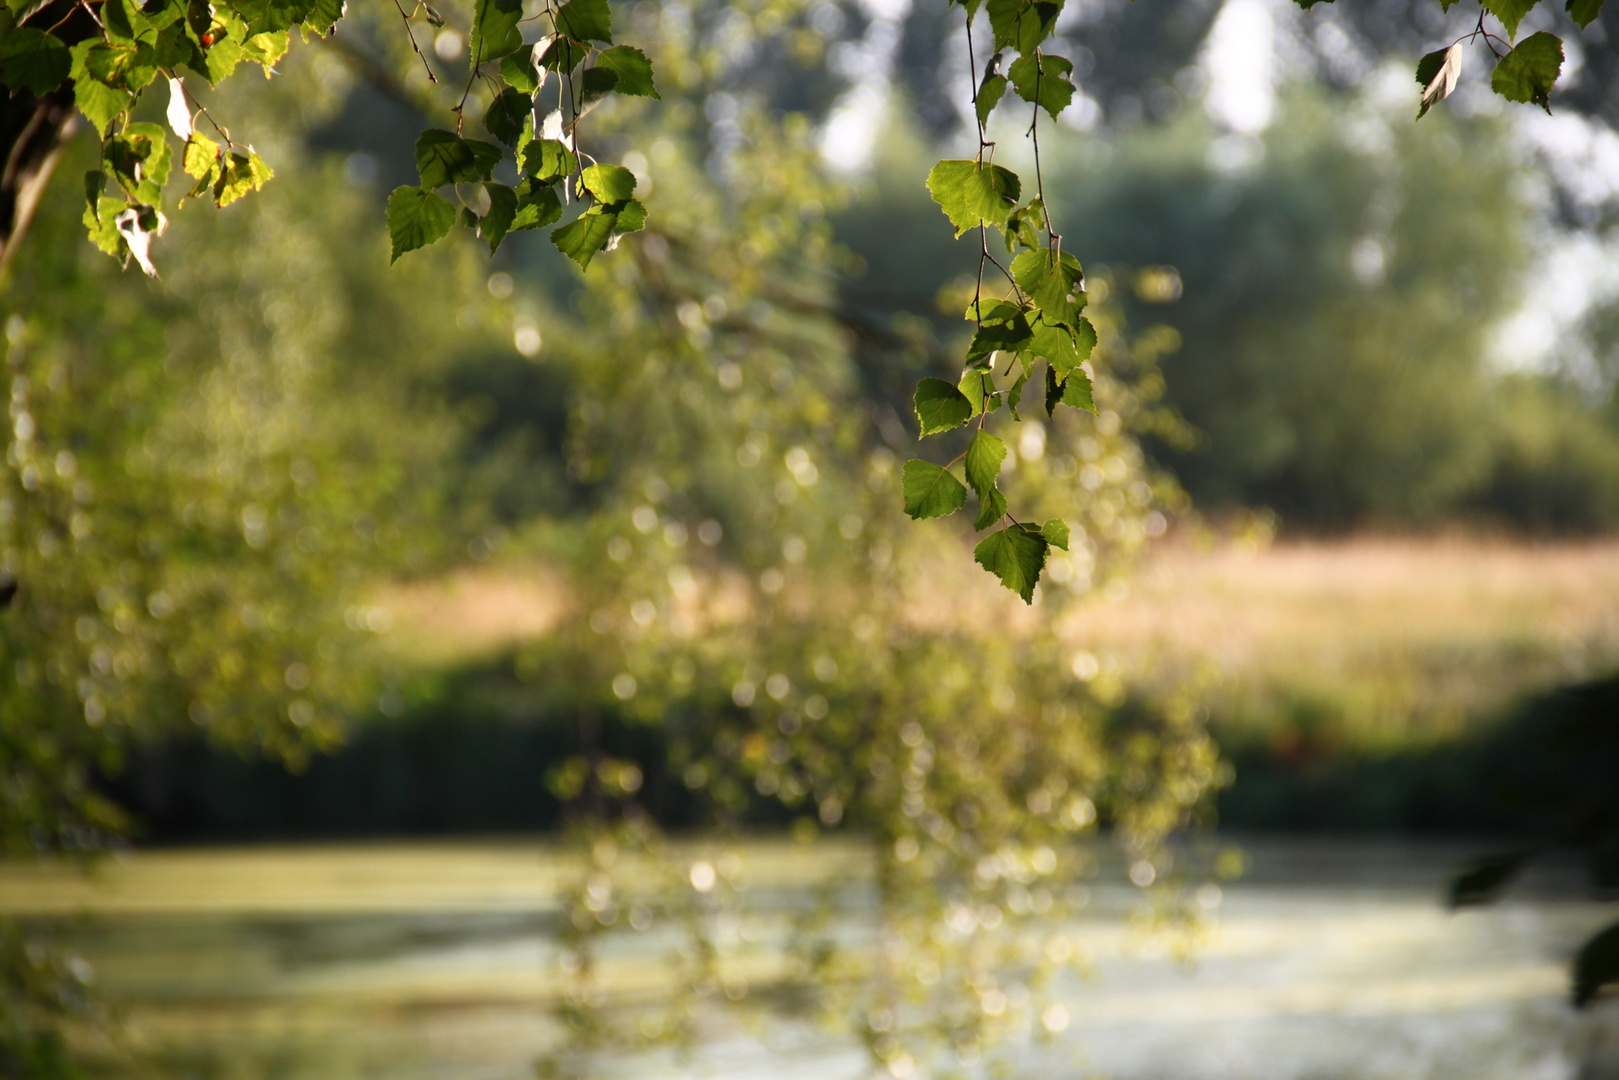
[839,88,1619,533]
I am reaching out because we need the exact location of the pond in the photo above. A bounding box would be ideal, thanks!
[7,837,1617,1079]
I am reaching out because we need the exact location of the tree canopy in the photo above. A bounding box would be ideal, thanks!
[0,0,1609,595]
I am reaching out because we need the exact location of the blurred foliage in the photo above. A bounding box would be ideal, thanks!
[836,88,1619,534]
[1057,92,1525,526]
[0,3,1238,1074]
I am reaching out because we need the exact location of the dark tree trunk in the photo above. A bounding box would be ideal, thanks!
[0,0,103,274]
[0,87,77,274]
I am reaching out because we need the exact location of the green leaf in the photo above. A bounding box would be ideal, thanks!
[1568,0,1604,28]
[484,87,529,145]
[212,149,271,207]
[958,368,989,416]
[985,0,1060,55]
[303,0,343,32]
[101,0,148,41]
[415,129,503,187]
[926,159,1021,237]
[1040,518,1069,550]
[1006,369,1028,419]
[578,162,636,202]
[913,377,974,436]
[181,132,219,177]
[73,77,134,138]
[549,198,643,268]
[973,525,1048,603]
[471,0,523,63]
[1491,31,1563,111]
[964,428,1005,503]
[966,311,1033,366]
[523,138,578,182]
[554,0,612,43]
[1025,318,1081,376]
[196,27,246,85]
[1012,246,1085,327]
[1448,852,1531,908]
[1575,919,1619,1007]
[1008,52,1075,120]
[387,185,457,262]
[234,0,305,35]
[482,181,517,252]
[537,36,586,73]
[976,71,1007,129]
[501,49,541,92]
[83,170,106,219]
[240,29,288,70]
[595,44,658,97]
[123,121,172,197]
[902,459,968,520]
[610,197,646,234]
[1002,197,1043,253]
[973,484,1008,530]
[0,27,71,95]
[1416,43,1464,119]
[1483,0,1541,38]
[1058,366,1095,413]
[82,195,125,256]
[179,133,222,202]
[153,21,203,69]
[511,178,563,230]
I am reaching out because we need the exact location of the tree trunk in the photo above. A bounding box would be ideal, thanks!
[0,88,77,276]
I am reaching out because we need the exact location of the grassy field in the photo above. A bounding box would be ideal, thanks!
[386,534,1619,757]
[1061,535,1619,753]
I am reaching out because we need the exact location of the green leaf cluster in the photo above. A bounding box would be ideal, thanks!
[910,0,1103,600]
[388,0,657,264]
[0,0,655,273]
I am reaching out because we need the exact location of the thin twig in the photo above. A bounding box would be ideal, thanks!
[165,69,234,148]
[393,0,439,85]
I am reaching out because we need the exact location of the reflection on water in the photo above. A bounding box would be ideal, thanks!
[8,838,1618,1080]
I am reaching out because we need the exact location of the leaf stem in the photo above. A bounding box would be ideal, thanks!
[167,69,234,149]
[393,0,439,85]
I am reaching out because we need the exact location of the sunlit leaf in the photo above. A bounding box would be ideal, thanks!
[927,159,1021,237]
[964,429,1006,507]
[471,0,523,64]
[1041,518,1069,550]
[913,377,974,436]
[1491,32,1563,112]
[973,524,1048,602]
[1008,52,1074,120]
[595,45,658,97]
[976,70,1006,129]
[482,182,517,253]
[902,460,967,519]
[578,163,636,202]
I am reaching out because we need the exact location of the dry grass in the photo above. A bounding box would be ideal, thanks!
[1061,535,1619,747]
[378,535,1619,750]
